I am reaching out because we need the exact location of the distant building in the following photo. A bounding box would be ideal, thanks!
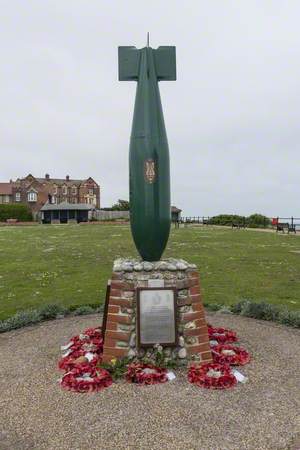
[0,174,100,219]
[0,182,13,204]
[171,206,182,222]
[40,201,97,224]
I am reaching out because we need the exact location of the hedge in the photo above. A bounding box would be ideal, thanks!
[208,213,271,228]
[0,204,33,222]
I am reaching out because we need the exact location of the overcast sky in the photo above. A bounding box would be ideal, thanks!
[0,0,299,216]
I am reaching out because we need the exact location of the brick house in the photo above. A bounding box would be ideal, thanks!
[0,174,100,219]
[0,182,13,204]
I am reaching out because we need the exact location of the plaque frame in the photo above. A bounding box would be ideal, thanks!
[136,287,178,348]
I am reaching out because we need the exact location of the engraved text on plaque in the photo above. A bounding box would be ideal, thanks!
[137,288,177,347]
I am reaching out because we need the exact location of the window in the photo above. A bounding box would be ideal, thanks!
[62,185,67,195]
[53,185,57,195]
[27,191,37,202]
[89,189,93,195]
[72,186,77,195]
[15,193,21,202]
[51,196,57,204]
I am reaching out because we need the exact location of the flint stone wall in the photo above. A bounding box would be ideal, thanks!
[102,258,212,365]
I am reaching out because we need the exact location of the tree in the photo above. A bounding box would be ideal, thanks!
[111,199,130,211]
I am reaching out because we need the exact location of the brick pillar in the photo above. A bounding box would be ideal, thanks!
[102,260,212,365]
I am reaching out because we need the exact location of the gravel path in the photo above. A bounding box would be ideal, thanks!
[0,313,299,450]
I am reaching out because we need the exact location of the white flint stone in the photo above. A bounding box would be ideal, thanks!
[176,262,188,270]
[129,333,136,348]
[178,348,187,359]
[128,349,136,358]
[143,262,154,271]
[167,264,177,271]
[122,263,133,272]
[179,336,185,347]
[184,321,196,329]
[133,264,143,271]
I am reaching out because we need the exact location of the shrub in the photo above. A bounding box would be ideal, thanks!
[233,300,280,321]
[208,214,245,226]
[0,309,42,332]
[246,214,271,228]
[38,303,68,320]
[73,305,96,316]
[278,309,300,327]
[0,204,33,222]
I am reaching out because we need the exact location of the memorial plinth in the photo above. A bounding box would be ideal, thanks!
[102,258,212,365]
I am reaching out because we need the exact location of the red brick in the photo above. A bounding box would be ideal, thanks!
[103,347,128,357]
[110,288,122,297]
[201,351,213,361]
[108,305,120,314]
[195,318,207,328]
[184,326,209,337]
[187,278,199,288]
[105,321,118,331]
[192,303,204,313]
[187,270,198,277]
[109,298,133,308]
[181,311,202,323]
[104,338,129,348]
[187,342,211,355]
[111,273,123,280]
[189,285,200,295]
[110,280,134,290]
[107,314,131,324]
[102,355,114,363]
[105,331,130,342]
[190,294,202,303]
[103,338,118,348]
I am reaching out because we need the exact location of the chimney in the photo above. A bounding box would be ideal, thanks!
[66,175,70,181]
[45,173,50,180]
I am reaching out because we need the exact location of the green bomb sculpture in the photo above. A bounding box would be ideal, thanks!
[118,41,176,261]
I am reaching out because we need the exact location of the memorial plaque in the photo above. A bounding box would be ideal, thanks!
[137,288,177,347]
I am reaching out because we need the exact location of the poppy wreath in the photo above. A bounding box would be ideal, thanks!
[126,363,168,385]
[188,363,237,389]
[212,344,250,366]
[60,363,112,393]
[58,327,103,372]
[208,324,237,344]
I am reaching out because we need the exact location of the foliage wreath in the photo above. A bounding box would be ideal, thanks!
[60,363,112,393]
[208,325,237,344]
[212,344,250,366]
[126,363,168,385]
[58,327,103,371]
[188,363,237,389]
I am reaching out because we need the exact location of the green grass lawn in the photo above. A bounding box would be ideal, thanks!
[0,224,299,320]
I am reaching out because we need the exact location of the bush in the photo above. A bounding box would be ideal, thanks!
[0,204,33,222]
[38,303,68,320]
[73,305,96,316]
[207,213,271,228]
[0,309,42,332]
[246,214,271,228]
[231,300,280,321]
[68,302,101,312]
[208,214,245,226]
[278,309,300,327]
